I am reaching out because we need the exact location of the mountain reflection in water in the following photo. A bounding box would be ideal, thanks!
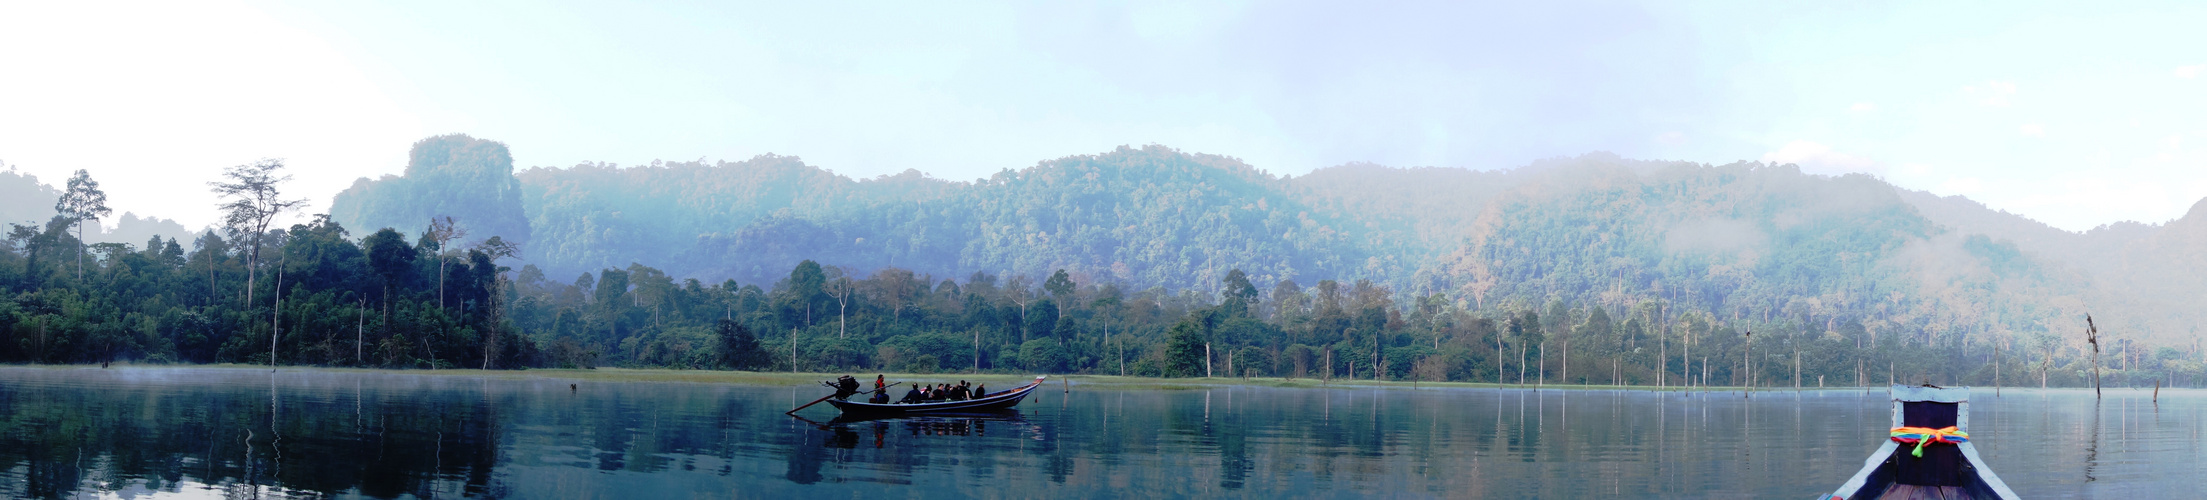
[0,367,2202,498]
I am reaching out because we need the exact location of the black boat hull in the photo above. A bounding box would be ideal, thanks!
[826,376,1046,416]
[1824,386,2018,500]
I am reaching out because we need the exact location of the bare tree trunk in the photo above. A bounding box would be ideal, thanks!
[2087,315,2103,398]
[270,247,285,371]
[484,277,501,370]
[357,298,365,365]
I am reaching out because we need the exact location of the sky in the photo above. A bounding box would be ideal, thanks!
[2,1,2203,232]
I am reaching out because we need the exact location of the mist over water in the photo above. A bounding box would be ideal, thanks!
[0,366,2199,498]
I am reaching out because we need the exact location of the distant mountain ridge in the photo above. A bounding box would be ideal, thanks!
[0,167,195,247]
[320,140,2205,346]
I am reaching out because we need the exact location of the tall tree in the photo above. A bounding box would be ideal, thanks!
[1165,318,1207,377]
[1219,269,1258,319]
[364,228,416,334]
[210,159,305,310]
[55,169,110,281]
[424,215,468,309]
[785,260,826,327]
[473,236,518,369]
[1044,269,1076,315]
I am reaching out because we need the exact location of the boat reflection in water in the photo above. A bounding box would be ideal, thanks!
[794,410,1039,449]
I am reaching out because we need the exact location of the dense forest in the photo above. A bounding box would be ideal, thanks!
[2,135,2202,388]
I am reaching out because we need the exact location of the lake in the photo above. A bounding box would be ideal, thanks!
[0,367,2199,498]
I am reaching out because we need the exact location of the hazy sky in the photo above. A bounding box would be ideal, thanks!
[3,1,2203,232]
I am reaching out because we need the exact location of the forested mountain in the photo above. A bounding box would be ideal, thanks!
[5,137,2203,388]
[329,134,531,250]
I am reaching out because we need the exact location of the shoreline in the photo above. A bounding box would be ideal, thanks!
[8,363,2168,393]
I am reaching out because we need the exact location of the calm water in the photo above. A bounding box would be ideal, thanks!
[0,367,2200,499]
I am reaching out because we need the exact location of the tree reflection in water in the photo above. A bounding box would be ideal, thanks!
[2,367,2204,499]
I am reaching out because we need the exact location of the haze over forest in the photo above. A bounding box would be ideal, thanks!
[331,135,2205,347]
[2,134,2203,386]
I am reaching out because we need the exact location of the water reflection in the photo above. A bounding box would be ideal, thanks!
[3,368,2206,498]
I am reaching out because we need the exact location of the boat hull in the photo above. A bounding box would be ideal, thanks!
[1827,441,2014,500]
[1825,386,2018,500]
[826,376,1046,416]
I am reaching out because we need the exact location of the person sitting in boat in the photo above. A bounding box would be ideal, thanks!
[868,384,890,404]
[974,384,986,398]
[825,375,861,400]
[949,381,968,401]
[900,385,924,404]
[930,384,947,400]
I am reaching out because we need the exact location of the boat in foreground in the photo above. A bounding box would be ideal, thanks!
[826,375,1047,416]
[1823,385,2018,500]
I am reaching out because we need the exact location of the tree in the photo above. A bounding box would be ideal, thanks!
[2086,314,2102,397]
[824,267,854,338]
[1025,299,1060,342]
[424,216,468,309]
[1165,318,1207,377]
[1044,269,1076,314]
[865,267,920,322]
[717,318,764,370]
[472,237,518,369]
[1005,274,1035,343]
[364,228,416,333]
[55,169,110,281]
[1219,269,1258,319]
[785,260,826,327]
[1019,338,1069,373]
[210,159,306,310]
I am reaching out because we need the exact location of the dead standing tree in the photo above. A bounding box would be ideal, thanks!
[2086,314,2102,398]
[824,269,853,339]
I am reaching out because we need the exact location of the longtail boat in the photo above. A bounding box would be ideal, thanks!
[1822,385,2018,500]
[826,375,1047,416]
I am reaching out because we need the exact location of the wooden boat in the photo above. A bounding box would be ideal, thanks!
[824,409,1025,426]
[1823,385,2019,500]
[826,375,1047,416]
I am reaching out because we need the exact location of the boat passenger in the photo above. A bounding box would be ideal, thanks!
[827,375,861,400]
[901,385,924,404]
[951,381,969,401]
[869,386,890,404]
[975,384,987,398]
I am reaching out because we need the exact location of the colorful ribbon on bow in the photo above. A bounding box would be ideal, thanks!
[1889,426,1969,457]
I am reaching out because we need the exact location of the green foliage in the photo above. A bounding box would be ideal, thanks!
[7,139,2207,388]
[1164,319,1206,377]
[716,319,766,370]
[1019,338,1069,373]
